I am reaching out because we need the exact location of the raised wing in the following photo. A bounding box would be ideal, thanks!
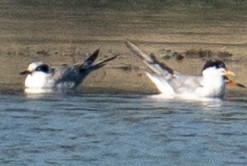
[126,41,174,79]
[126,41,203,94]
[50,49,118,89]
[79,49,118,72]
[80,49,100,69]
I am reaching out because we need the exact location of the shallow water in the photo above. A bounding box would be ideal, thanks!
[0,92,247,165]
[0,2,247,165]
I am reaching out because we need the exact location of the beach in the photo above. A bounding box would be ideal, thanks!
[0,1,246,94]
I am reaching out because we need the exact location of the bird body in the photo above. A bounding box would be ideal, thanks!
[20,49,117,93]
[126,41,244,100]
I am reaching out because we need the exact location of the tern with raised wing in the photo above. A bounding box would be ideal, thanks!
[20,49,117,93]
[126,41,245,100]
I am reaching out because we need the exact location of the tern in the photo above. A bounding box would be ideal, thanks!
[20,49,117,93]
[126,41,245,100]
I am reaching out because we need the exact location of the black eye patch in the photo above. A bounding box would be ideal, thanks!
[35,64,50,73]
[215,62,226,69]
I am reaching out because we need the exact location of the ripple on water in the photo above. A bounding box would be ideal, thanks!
[0,92,247,165]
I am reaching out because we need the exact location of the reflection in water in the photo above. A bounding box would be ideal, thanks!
[149,93,224,109]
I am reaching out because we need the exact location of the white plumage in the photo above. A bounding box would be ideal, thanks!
[126,41,244,100]
[20,49,117,93]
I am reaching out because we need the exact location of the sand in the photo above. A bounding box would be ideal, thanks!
[0,41,246,95]
[0,3,246,94]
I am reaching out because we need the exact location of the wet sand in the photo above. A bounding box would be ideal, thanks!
[0,2,246,94]
[1,41,246,95]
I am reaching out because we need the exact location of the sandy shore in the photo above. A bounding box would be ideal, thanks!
[0,41,246,95]
[0,3,246,94]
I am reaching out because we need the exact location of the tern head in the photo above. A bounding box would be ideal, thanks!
[20,61,50,75]
[199,59,235,98]
[202,59,235,79]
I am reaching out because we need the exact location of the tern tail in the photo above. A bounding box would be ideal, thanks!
[90,55,118,70]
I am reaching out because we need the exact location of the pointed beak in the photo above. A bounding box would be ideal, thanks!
[19,70,32,75]
[226,79,246,88]
[223,70,236,77]
[223,69,245,88]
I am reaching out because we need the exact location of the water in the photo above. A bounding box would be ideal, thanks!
[0,2,247,165]
[0,92,247,165]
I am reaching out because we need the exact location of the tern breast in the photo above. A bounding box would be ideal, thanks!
[25,72,52,89]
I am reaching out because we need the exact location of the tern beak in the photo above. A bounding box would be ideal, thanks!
[223,70,236,77]
[226,79,246,88]
[20,70,32,75]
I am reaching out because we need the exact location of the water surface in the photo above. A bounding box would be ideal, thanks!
[0,93,246,165]
[0,2,247,165]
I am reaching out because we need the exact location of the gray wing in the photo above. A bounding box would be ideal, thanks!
[50,65,83,86]
[126,41,174,79]
[79,50,118,72]
[49,49,118,89]
[169,74,203,93]
[126,41,203,93]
